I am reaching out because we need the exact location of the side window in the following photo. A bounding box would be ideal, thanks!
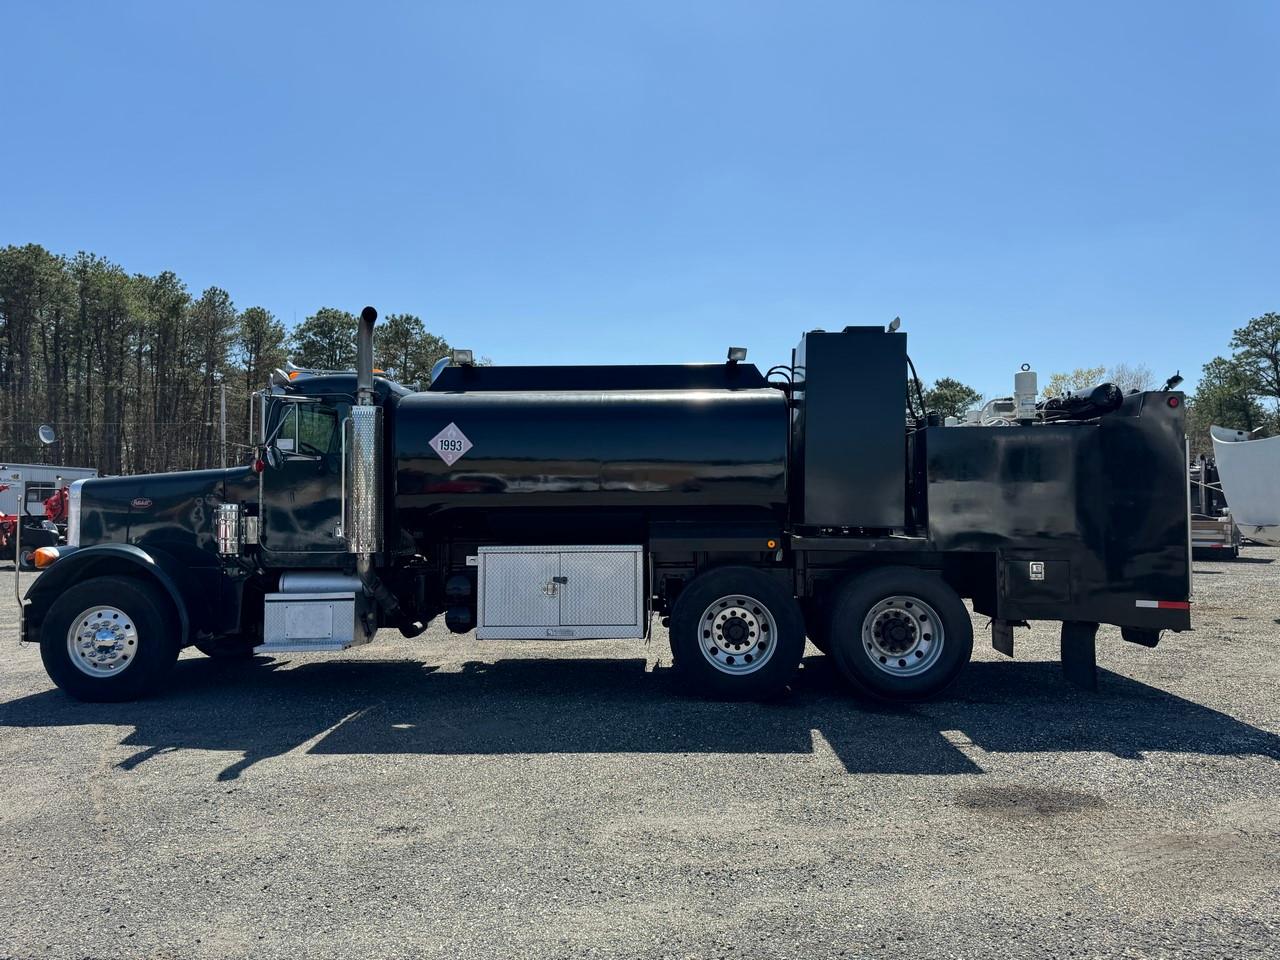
[297,405,339,455]
[26,483,55,506]
[271,401,341,457]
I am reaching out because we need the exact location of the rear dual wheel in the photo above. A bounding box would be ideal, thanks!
[826,567,972,701]
[668,566,805,700]
[669,566,972,702]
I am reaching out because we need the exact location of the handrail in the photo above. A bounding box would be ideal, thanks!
[338,416,350,541]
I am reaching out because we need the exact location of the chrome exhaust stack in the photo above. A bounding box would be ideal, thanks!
[346,306,383,567]
[355,305,377,406]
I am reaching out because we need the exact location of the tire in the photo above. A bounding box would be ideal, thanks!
[826,567,973,702]
[39,575,181,702]
[194,636,257,659]
[668,566,805,700]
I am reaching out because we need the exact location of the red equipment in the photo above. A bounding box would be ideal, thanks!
[44,486,69,524]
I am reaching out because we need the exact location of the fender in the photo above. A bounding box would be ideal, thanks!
[23,543,193,646]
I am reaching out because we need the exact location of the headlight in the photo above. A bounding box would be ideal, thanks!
[65,479,86,547]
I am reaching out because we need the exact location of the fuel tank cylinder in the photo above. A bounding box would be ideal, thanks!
[393,389,789,524]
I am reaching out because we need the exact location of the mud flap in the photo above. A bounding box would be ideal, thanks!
[1120,626,1161,648]
[1060,621,1098,690]
[992,619,1015,657]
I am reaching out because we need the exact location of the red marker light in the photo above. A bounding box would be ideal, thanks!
[253,459,266,473]
[1167,396,1180,408]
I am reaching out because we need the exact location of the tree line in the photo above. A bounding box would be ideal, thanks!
[0,244,451,474]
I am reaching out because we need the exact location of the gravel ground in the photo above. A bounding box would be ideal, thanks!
[1,550,1278,960]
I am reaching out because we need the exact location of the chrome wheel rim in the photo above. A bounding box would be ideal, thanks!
[861,595,944,677]
[66,605,138,678]
[698,594,777,675]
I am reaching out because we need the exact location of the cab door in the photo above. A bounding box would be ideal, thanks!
[260,394,351,565]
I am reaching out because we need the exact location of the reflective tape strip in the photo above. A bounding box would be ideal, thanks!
[1136,600,1191,609]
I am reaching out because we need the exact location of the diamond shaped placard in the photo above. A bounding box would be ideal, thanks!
[429,422,473,467]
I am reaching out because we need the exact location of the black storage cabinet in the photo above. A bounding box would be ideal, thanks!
[791,327,907,529]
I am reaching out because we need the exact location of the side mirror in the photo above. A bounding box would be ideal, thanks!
[265,446,284,470]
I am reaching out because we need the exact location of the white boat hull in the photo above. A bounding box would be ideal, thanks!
[1211,426,1280,546]
[1237,525,1280,547]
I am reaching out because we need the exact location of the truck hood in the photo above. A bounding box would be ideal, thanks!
[78,466,257,553]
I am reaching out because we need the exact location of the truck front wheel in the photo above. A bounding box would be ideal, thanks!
[826,567,973,701]
[668,566,805,700]
[39,575,180,702]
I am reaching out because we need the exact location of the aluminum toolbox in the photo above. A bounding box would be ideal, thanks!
[476,544,646,640]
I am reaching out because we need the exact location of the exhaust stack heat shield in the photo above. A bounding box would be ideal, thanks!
[345,404,383,555]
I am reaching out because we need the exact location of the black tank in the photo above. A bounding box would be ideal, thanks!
[393,378,788,541]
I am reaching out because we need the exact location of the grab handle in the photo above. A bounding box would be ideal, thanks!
[337,416,350,540]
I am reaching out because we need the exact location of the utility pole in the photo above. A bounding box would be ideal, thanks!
[220,381,227,469]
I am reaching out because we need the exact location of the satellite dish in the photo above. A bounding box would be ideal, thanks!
[37,424,56,445]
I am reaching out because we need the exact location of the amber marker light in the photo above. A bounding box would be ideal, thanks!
[34,547,59,569]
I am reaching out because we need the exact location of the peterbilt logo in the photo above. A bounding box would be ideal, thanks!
[131,497,153,509]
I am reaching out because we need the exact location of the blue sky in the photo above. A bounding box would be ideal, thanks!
[3,1,1276,398]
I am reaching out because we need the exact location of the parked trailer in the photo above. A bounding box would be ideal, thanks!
[20,310,1192,703]
[1,466,91,569]
[0,463,97,519]
[1189,457,1241,559]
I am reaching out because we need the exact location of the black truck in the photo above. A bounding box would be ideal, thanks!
[21,309,1192,703]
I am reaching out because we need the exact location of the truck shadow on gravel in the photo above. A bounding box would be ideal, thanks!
[2,655,1278,780]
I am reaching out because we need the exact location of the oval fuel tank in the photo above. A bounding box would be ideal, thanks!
[393,388,789,524]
